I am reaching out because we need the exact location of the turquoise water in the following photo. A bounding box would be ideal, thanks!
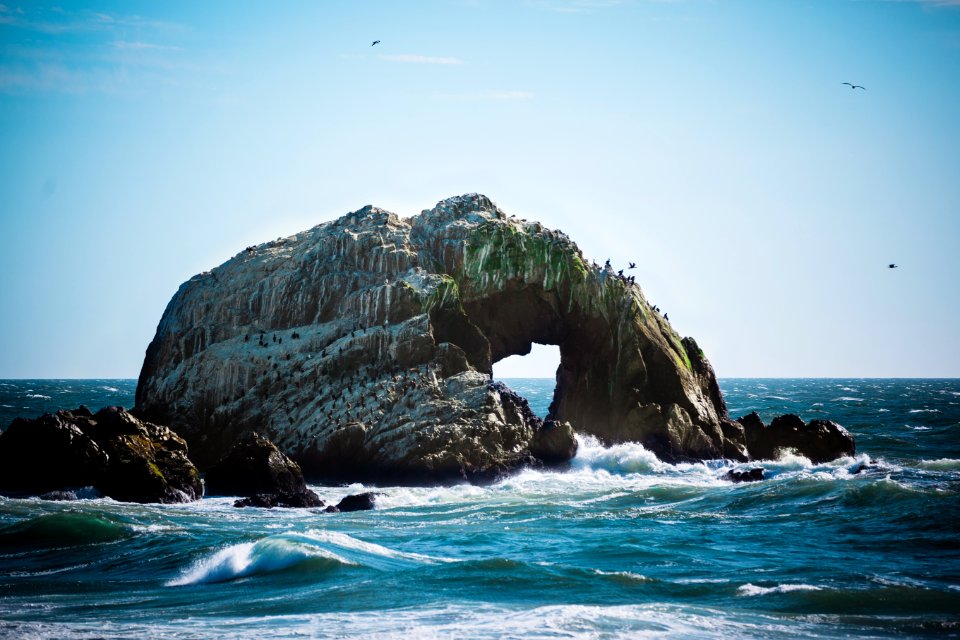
[1,378,958,638]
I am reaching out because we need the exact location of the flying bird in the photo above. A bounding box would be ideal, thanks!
[842,82,865,90]
[371,40,381,46]
[888,264,898,269]
[628,262,636,269]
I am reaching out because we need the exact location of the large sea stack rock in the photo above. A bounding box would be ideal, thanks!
[0,407,202,503]
[135,194,758,480]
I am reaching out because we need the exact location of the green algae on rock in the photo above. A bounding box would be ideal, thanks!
[135,194,762,481]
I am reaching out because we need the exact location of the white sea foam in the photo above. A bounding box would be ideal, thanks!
[374,437,726,512]
[918,458,960,471]
[832,396,863,402]
[908,409,940,414]
[0,602,816,640]
[100,386,120,392]
[592,569,652,582]
[25,394,51,399]
[737,583,822,597]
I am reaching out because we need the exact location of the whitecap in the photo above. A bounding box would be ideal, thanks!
[25,394,51,399]
[918,458,960,471]
[908,409,940,414]
[100,386,120,392]
[737,583,822,597]
[592,569,652,582]
[832,396,863,402]
[878,408,890,413]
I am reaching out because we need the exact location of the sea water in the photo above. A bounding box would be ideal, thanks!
[0,378,958,639]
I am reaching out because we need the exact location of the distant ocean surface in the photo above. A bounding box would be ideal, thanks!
[1,378,958,639]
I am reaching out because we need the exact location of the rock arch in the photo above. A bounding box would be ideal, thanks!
[136,194,749,481]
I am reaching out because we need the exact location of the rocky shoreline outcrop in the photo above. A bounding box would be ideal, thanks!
[736,412,855,464]
[0,406,202,503]
[133,194,855,481]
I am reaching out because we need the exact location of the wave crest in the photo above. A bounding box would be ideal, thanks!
[167,530,449,586]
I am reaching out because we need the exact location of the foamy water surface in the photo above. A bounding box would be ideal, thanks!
[1,378,958,639]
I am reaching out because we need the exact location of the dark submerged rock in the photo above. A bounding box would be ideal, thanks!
[233,489,324,509]
[335,492,378,512]
[738,412,855,464]
[0,407,202,503]
[0,413,106,493]
[723,467,765,483]
[205,432,307,496]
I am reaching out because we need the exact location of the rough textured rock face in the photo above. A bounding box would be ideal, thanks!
[0,407,202,503]
[136,194,751,480]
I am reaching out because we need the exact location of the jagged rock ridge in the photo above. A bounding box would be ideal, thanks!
[136,194,768,480]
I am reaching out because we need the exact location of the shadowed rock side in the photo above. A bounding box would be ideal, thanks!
[0,406,202,503]
[135,194,846,481]
[204,431,309,496]
[737,412,855,464]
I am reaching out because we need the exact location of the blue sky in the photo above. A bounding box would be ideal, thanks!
[1,0,959,378]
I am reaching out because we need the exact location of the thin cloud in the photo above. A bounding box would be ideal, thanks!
[112,41,183,52]
[0,5,185,35]
[525,0,628,13]
[437,89,534,101]
[0,6,189,94]
[381,54,463,65]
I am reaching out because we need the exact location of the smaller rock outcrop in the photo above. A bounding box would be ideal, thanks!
[0,407,202,503]
[738,412,855,464]
[529,420,578,464]
[205,432,307,496]
[233,490,324,509]
[333,492,378,512]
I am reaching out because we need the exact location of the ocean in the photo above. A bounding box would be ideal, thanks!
[0,378,958,639]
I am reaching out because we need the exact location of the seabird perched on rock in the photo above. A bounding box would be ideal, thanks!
[842,82,865,90]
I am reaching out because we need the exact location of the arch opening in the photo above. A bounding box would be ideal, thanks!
[492,343,560,419]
